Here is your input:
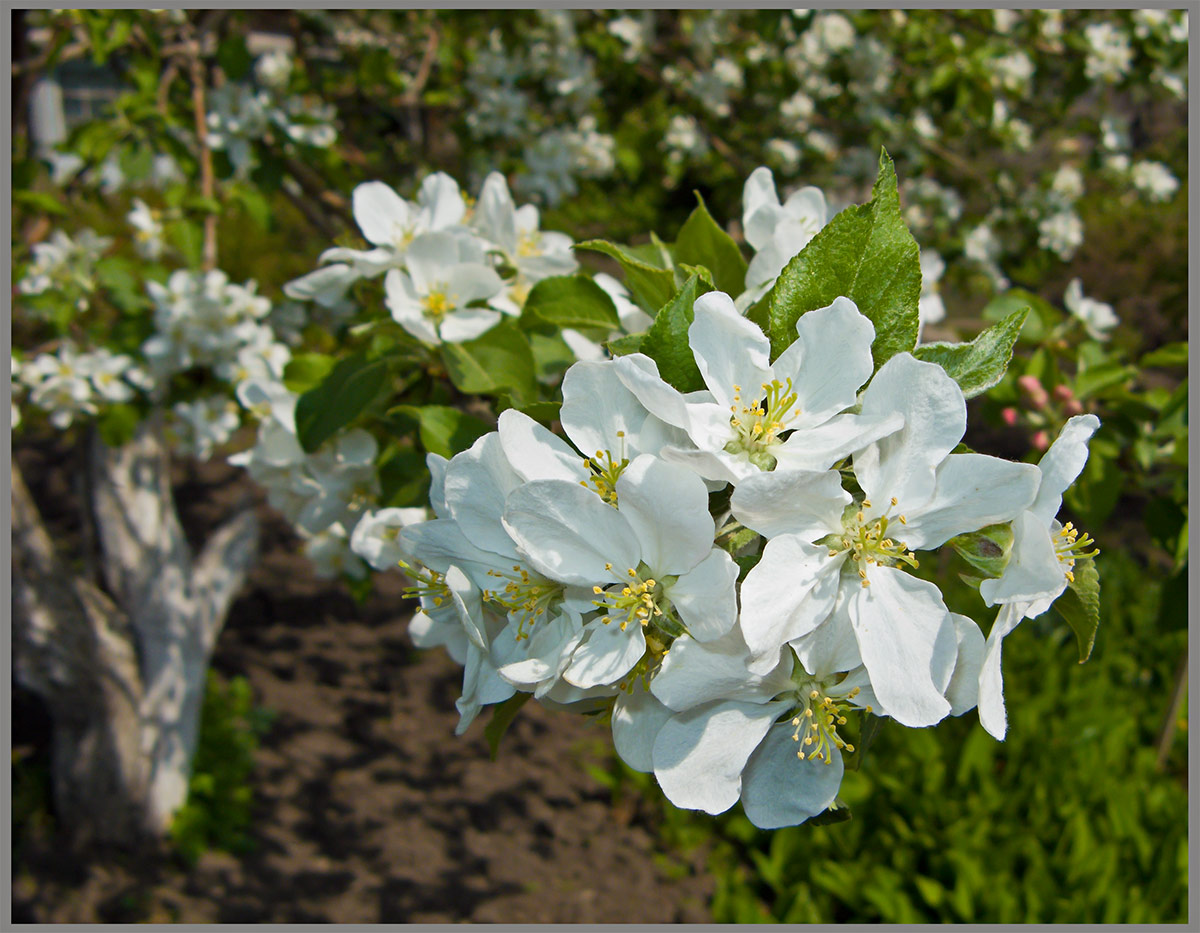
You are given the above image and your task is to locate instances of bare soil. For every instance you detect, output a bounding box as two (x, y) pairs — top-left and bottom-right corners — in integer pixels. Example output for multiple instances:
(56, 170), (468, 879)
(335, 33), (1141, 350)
(11, 436), (715, 923)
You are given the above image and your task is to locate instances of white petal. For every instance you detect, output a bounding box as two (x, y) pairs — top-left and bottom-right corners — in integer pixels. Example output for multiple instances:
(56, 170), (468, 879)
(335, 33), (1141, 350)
(770, 296), (875, 426)
(404, 231), (458, 293)
(446, 262), (503, 305)
(742, 167), (781, 250)
(945, 613), (986, 716)
(855, 353), (967, 509)
(438, 308), (500, 343)
(502, 479), (639, 585)
(418, 171), (467, 230)
(615, 455), (712, 575)
(563, 617), (646, 688)
(658, 445), (749, 486)
(790, 585), (863, 676)
(561, 359), (689, 459)
(474, 172), (516, 252)
(771, 412), (905, 473)
(738, 536), (843, 664)
(446, 565), (488, 651)
(667, 548), (740, 642)
(730, 468), (849, 540)
(688, 291), (772, 411)
(650, 631), (793, 712)
(353, 181), (411, 246)
(979, 510), (1067, 608)
(497, 408), (585, 483)
(900, 453), (1041, 551)
(1030, 414), (1101, 525)
(978, 602), (1025, 740)
(612, 684), (675, 772)
(740, 725), (844, 829)
(443, 433), (523, 558)
(652, 700), (789, 814)
(426, 452), (450, 518)
(283, 264), (361, 308)
(385, 269), (437, 344)
(848, 566), (952, 727)
(611, 353), (693, 430)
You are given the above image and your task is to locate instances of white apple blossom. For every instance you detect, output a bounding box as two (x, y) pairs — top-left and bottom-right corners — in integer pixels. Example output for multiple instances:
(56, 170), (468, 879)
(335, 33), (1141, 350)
(383, 231), (505, 344)
(1037, 210), (1084, 260)
(1084, 22), (1133, 83)
(1063, 279), (1118, 340)
(170, 396), (241, 461)
(738, 167), (828, 309)
(611, 292), (902, 484)
(730, 353), (1040, 726)
(978, 415), (1100, 739)
(1130, 160), (1180, 202)
(127, 198), (165, 260)
(349, 506), (432, 571)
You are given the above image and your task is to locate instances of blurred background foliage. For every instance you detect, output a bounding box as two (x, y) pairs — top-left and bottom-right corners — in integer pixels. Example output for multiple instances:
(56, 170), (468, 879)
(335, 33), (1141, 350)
(11, 7), (1187, 921)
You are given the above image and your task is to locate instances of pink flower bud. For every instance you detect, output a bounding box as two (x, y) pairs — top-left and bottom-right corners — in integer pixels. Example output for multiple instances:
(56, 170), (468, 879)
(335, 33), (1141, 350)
(1017, 375), (1050, 409)
(1001, 407), (1019, 426)
(1052, 384), (1075, 402)
(1032, 430), (1050, 451)
(1064, 399), (1083, 416)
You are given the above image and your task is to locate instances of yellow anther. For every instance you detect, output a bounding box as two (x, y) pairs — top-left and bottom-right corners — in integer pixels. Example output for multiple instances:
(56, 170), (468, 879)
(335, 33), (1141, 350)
(862, 499), (872, 508)
(592, 585), (603, 594)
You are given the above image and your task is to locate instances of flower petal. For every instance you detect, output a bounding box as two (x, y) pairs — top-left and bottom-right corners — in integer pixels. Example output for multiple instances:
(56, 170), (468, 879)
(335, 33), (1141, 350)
(945, 613), (986, 716)
(652, 700), (789, 814)
(1030, 414), (1101, 525)
(738, 535), (843, 665)
(978, 602), (1026, 740)
(730, 468), (849, 540)
(688, 291), (773, 411)
(650, 631), (793, 712)
(612, 683), (675, 772)
(438, 308), (501, 343)
(855, 353), (967, 509)
(561, 359), (689, 460)
(502, 479), (639, 585)
(443, 433), (523, 558)
(615, 455), (713, 575)
(979, 510), (1067, 608)
(771, 412), (904, 473)
(900, 453), (1041, 551)
(848, 566), (952, 727)
(668, 548), (740, 642)
(562, 617), (646, 688)
(770, 296), (875, 427)
(353, 181), (411, 246)
(612, 353), (693, 430)
(740, 724), (844, 829)
(497, 408), (585, 483)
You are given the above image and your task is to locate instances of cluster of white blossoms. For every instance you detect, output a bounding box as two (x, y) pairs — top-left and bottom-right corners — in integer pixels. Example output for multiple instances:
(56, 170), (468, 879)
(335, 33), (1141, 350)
(206, 52), (337, 177)
(14, 343), (151, 429)
(17, 229), (112, 312)
(284, 170), (578, 345)
(395, 287), (1100, 827)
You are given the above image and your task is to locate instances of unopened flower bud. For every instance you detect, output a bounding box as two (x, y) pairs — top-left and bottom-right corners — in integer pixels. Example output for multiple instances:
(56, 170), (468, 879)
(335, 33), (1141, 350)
(1001, 406), (1019, 426)
(1052, 384), (1076, 402)
(1032, 429), (1050, 451)
(1017, 375), (1050, 409)
(1064, 399), (1084, 416)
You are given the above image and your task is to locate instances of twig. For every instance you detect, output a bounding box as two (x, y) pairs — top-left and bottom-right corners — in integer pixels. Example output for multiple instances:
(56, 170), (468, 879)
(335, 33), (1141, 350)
(402, 22), (440, 107)
(1154, 649), (1188, 772)
(187, 44), (218, 271)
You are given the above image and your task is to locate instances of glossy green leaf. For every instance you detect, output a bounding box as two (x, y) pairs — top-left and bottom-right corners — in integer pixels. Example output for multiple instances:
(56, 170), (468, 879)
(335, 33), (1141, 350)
(673, 192), (747, 296)
(767, 150), (921, 368)
(440, 321), (536, 404)
(639, 272), (713, 393)
(1054, 557), (1100, 662)
(914, 308), (1029, 399)
(521, 274), (620, 331)
(295, 351), (389, 453)
(575, 238), (677, 314)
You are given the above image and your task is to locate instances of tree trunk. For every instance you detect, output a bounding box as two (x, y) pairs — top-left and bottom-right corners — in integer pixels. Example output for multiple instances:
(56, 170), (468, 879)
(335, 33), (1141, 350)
(11, 419), (260, 844)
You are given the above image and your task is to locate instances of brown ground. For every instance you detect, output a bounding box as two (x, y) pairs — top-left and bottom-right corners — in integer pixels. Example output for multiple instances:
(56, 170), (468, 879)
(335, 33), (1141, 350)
(11, 436), (715, 923)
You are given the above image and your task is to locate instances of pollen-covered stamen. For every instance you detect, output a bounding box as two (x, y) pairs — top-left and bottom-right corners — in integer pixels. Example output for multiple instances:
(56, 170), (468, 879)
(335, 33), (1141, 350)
(788, 681), (868, 765)
(723, 380), (802, 468)
(516, 230), (544, 258)
(483, 563), (566, 640)
(592, 565), (676, 634)
(827, 497), (919, 587)
(398, 559), (449, 608)
(577, 430), (630, 506)
(422, 285), (457, 321)
(1053, 521), (1098, 583)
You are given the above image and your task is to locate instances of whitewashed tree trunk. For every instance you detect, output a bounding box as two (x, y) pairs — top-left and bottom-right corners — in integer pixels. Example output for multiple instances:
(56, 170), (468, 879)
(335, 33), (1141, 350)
(11, 417), (259, 844)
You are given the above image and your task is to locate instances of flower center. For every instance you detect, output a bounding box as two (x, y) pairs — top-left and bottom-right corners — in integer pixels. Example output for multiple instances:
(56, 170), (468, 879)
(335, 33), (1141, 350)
(723, 379), (801, 471)
(786, 674), (871, 765)
(592, 562), (682, 637)
(577, 431), (630, 506)
(423, 287), (454, 320)
(1053, 521), (1098, 583)
(398, 559), (449, 609)
(516, 231), (543, 257)
(483, 563), (566, 640)
(828, 497), (919, 588)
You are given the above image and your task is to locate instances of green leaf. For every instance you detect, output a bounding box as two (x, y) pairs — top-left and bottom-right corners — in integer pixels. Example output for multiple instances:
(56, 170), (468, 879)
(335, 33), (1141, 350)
(521, 275), (620, 331)
(403, 404), (492, 458)
(529, 331), (578, 382)
(983, 288), (1062, 343)
(766, 150), (921, 368)
(1054, 557), (1100, 662)
(294, 352), (389, 453)
(575, 239), (677, 315)
(282, 353), (335, 394)
(673, 192), (748, 296)
(1139, 342), (1188, 369)
(484, 692), (532, 760)
(948, 522), (1015, 578)
(440, 321), (536, 404)
(638, 273), (713, 393)
(378, 444), (430, 508)
(914, 309), (1029, 399)
(605, 332), (646, 357)
(167, 219), (203, 268)
(231, 186), (272, 232)
(13, 190), (68, 216)
(216, 35), (253, 81)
